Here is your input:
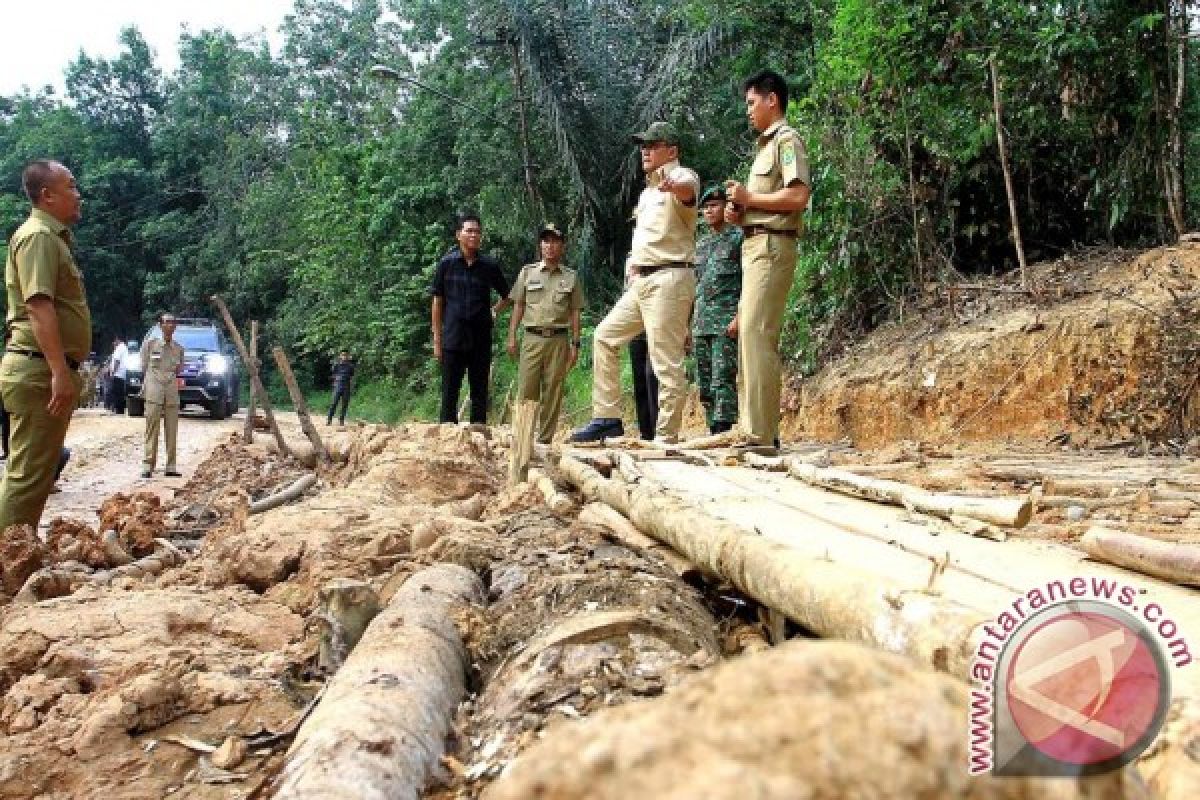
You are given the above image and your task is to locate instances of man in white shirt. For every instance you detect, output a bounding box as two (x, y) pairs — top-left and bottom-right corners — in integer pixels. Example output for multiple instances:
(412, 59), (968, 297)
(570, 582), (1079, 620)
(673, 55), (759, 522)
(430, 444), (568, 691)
(107, 337), (128, 414)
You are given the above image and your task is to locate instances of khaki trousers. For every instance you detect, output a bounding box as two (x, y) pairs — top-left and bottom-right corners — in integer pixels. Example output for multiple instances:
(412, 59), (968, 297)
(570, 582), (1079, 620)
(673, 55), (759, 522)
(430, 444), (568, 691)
(737, 233), (798, 445)
(593, 267), (695, 437)
(0, 377), (78, 531)
(517, 333), (571, 444)
(143, 402), (179, 471)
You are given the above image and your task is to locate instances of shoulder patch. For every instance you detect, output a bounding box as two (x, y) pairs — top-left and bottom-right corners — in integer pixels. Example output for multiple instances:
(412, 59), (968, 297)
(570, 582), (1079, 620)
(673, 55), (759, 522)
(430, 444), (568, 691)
(781, 140), (796, 167)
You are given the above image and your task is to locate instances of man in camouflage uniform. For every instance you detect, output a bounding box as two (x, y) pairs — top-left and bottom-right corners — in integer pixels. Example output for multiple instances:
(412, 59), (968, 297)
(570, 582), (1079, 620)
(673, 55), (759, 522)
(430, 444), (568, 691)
(140, 313), (185, 478)
(693, 185), (743, 434)
(507, 223), (584, 444)
(725, 69), (811, 451)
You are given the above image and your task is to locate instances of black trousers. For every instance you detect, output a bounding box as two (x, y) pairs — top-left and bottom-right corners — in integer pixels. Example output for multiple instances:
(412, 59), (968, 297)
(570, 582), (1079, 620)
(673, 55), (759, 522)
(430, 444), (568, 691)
(327, 383), (352, 423)
(0, 400), (8, 457)
(629, 334), (659, 440)
(440, 347), (491, 424)
(111, 376), (126, 413)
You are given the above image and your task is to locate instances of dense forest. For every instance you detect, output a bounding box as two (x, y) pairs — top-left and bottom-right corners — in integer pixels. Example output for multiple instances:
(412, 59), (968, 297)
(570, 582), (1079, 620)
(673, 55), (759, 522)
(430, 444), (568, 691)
(1, 0), (1195, 401)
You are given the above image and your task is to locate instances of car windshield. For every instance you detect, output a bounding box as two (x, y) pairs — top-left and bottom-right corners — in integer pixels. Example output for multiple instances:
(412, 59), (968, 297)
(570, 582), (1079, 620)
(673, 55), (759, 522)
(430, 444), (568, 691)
(174, 328), (220, 352)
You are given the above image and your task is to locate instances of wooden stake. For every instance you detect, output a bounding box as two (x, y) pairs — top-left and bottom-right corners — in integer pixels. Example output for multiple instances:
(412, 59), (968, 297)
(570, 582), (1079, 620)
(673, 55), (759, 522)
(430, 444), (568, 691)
(509, 399), (538, 486)
(244, 320), (258, 443)
(272, 346), (331, 464)
(989, 55), (1030, 291)
(210, 295), (289, 456)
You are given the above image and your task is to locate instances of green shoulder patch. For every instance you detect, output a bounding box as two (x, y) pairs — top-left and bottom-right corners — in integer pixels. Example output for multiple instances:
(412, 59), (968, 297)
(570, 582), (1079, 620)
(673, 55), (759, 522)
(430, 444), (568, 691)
(780, 140), (796, 167)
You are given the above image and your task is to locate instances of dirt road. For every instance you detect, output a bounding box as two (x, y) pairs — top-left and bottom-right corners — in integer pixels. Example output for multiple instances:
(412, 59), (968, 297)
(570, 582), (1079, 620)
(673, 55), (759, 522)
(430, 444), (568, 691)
(38, 407), (244, 527)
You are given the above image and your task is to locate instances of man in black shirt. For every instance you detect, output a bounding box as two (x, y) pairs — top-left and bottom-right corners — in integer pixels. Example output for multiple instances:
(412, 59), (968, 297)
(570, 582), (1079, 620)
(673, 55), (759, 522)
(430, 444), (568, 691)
(326, 350), (356, 426)
(430, 214), (511, 424)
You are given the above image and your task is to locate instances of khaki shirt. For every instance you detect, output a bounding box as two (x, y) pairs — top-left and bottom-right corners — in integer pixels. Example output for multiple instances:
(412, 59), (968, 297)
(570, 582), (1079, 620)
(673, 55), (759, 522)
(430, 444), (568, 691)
(743, 120), (811, 233)
(510, 261), (584, 329)
(629, 160), (699, 267)
(4, 208), (92, 362)
(141, 337), (184, 406)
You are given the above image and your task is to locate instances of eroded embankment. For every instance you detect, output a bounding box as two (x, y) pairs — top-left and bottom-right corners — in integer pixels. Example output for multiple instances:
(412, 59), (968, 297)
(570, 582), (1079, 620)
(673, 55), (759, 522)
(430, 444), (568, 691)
(784, 245), (1200, 449)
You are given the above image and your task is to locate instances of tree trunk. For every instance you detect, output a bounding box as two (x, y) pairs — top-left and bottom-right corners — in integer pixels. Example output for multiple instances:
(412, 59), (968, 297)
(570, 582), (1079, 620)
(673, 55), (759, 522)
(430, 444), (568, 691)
(557, 456), (987, 678)
(786, 460), (1031, 528)
(273, 564), (484, 799)
(989, 55), (1030, 289)
(245, 320), (258, 444)
(1081, 527), (1200, 587)
(272, 346), (331, 464)
(210, 295), (289, 456)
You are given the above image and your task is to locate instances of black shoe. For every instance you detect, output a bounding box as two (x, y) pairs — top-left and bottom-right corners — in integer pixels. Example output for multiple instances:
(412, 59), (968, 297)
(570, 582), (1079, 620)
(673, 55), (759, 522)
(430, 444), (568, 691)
(164, 470), (182, 477)
(569, 418), (624, 443)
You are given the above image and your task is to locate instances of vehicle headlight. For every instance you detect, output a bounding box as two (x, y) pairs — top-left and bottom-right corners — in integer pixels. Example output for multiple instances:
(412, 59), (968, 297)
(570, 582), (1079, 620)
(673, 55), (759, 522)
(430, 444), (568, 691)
(205, 354), (229, 374)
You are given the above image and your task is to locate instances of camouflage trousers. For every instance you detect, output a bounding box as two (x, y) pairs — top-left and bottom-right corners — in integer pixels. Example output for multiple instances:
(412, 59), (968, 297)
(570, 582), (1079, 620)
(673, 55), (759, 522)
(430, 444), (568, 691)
(694, 333), (738, 431)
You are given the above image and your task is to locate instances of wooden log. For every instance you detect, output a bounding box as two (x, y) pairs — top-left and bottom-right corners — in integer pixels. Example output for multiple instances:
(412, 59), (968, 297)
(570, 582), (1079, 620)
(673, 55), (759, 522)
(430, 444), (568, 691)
(1081, 527), (1200, 587)
(244, 320), (258, 444)
(274, 564), (484, 799)
(315, 579), (382, 672)
(273, 346), (331, 464)
(578, 502), (698, 580)
(509, 400), (538, 486)
(249, 473), (318, 515)
(1038, 494), (1140, 510)
(558, 456), (987, 677)
(786, 460), (1031, 528)
(528, 467), (574, 515)
(210, 295), (289, 456)
(743, 452), (787, 471)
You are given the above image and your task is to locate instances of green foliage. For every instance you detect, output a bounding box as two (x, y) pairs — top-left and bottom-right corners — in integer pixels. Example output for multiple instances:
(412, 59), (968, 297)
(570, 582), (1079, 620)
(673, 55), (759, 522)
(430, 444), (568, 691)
(2, 0), (1195, 400)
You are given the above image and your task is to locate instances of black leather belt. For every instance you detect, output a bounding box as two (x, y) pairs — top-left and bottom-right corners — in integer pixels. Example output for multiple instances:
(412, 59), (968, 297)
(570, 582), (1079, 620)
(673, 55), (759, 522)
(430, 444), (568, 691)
(524, 326), (568, 337)
(635, 262), (694, 275)
(5, 348), (80, 370)
(742, 225), (798, 238)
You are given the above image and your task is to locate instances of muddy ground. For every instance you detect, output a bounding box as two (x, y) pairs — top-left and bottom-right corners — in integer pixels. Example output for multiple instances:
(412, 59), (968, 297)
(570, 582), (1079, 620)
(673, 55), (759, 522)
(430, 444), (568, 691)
(1, 244), (1198, 799)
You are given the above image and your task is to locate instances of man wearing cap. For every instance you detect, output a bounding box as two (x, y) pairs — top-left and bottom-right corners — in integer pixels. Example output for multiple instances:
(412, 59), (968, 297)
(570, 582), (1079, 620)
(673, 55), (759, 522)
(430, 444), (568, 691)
(0, 159), (90, 531)
(140, 313), (184, 478)
(571, 121), (699, 444)
(725, 69), (811, 451)
(693, 184), (743, 435)
(506, 223), (584, 444)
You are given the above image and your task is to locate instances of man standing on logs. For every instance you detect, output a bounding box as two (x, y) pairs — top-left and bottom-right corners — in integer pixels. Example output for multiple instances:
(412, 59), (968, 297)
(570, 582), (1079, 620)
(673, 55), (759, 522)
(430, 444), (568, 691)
(140, 313), (184, 478)
(0, 160), (90, 531)
(693, 184), (743, 435)
(431, 214), (511, 425)
(724, 70), (811, 453)
(571, 122), (699, 444)
(326, 350), (355, 426)
(506, 223), (584, 444)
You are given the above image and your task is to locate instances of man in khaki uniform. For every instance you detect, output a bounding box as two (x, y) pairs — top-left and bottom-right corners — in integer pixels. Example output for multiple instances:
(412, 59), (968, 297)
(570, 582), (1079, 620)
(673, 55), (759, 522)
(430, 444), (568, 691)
(140, 313), (184, 478)
(571, 121), (699, 443)
(0, 160), (90, 531)
(506, 223), (584, 444)
(725, 70), (811, 450)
